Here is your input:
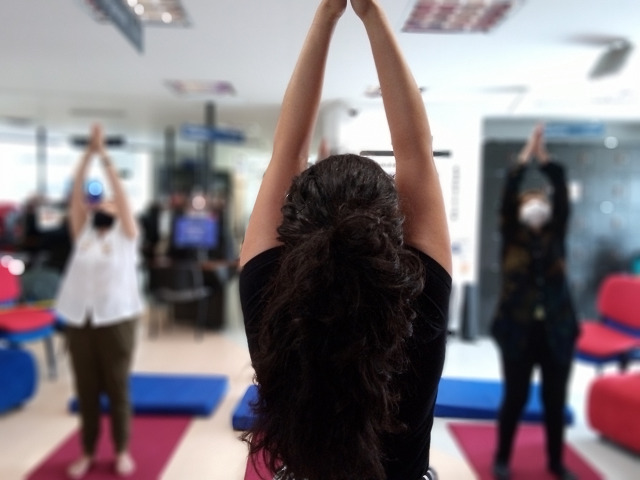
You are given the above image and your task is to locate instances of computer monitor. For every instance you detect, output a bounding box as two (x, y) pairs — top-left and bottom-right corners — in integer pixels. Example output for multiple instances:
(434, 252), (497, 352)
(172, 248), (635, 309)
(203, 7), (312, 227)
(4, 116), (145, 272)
(173, 216), (219, 250)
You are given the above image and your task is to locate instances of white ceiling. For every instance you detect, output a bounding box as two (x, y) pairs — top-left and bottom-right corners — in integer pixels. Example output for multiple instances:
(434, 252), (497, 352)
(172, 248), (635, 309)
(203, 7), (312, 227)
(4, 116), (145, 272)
(1, 0), (639, 140)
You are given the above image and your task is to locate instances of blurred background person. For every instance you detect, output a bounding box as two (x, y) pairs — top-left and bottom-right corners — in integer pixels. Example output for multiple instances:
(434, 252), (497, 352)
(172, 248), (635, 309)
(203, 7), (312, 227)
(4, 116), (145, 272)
(139, 199), (162, 266)
(166, 192), (190, 261)
(491, 125), (579, 480)
(55, 124), (143, 479)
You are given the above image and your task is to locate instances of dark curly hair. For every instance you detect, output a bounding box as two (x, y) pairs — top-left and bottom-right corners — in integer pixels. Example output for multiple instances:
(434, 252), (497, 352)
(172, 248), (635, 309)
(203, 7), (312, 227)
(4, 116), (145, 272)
(242, 154), (426, 480)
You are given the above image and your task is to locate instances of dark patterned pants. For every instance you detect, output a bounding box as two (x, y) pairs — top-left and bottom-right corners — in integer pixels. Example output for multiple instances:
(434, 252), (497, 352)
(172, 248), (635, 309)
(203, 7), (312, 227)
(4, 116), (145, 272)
(496, 321), (572, 470)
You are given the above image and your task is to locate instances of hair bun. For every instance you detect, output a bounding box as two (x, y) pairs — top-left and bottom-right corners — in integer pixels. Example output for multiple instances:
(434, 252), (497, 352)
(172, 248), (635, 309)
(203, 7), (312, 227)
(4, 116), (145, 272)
(330, 212), (389, 259)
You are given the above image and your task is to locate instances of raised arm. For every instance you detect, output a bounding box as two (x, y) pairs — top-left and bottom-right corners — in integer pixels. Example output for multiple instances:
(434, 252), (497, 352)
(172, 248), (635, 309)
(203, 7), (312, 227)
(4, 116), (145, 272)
(239, 0), (346, 267)
(500, 164), (526, 238)
(500, 125), (540, 238)
(352, 0), (451, 273)
(528, 124), (569, 233)
(92, 125), (138, 240)
(540, 161), (569, 232)
(69, 151), (92, 242)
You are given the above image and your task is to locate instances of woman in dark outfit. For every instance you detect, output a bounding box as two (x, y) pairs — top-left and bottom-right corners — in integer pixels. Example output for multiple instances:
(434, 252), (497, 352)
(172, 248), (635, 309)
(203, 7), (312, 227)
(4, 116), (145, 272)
(239, 1), (452, 479)
(492, 126), (579, 480)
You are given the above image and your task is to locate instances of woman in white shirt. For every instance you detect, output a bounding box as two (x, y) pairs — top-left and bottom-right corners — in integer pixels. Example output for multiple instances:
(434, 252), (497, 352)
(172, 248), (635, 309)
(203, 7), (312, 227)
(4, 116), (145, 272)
(56, 124), (143, 479)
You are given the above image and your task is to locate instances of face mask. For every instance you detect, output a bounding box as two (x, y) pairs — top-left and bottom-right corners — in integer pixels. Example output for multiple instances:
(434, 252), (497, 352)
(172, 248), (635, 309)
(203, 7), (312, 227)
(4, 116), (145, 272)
(93, 211), (115, 229)
(519, 199), (551, 229)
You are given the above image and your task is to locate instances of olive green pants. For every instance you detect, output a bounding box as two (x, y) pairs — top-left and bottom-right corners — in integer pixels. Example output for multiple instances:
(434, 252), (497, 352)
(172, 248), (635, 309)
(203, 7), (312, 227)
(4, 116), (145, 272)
(67, 319), (136, 456)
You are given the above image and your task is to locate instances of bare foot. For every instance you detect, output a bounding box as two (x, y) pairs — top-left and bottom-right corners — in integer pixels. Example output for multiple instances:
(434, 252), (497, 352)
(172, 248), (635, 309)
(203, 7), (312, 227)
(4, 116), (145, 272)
(67, 455), (93, 479)
(115, 451), (136, 477)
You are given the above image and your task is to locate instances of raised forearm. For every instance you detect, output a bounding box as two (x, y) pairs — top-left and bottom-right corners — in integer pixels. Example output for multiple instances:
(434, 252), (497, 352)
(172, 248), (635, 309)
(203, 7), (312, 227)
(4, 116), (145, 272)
(72, 153), (91, 206)
(500, 164), (526, 228)
(540, 161), (569, 223)
(271, 5), (340, 167)
(360, 3), (432, 158)
(239, 1), (344, 266)
(100, 151), (137, 238)
(540, 161), (566, 189)
(355, 0), (450, 272)
(69, 152), (92, 239)
(505, 164), (526, 195)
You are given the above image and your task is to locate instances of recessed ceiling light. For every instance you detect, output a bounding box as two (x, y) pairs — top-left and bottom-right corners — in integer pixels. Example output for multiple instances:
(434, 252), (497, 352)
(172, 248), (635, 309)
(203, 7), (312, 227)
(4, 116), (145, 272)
(192, 195), (206, 211)
(364, 86), (382, 98)
(8, 259), (25, 276)
(1, 116), (34, 127)
(605, 137), (619, 149)
(1, 255), (12, 268)
(364, 85), (427, 98)
(166, 80), (237, 97)
(69, 108), (127, 119)
(402, 0), (522, 34)
(80, 0), (191, 28)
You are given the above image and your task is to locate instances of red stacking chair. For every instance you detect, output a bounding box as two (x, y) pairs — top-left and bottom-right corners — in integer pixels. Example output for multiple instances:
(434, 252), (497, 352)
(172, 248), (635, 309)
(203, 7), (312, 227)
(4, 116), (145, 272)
(0, 263), (58, 379)
(576, 274), (640, 371)
(588, 373), (640, 454)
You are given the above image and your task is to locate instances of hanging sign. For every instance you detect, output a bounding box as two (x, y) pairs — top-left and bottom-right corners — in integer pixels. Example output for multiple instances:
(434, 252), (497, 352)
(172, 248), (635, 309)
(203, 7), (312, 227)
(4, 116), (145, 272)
(94, 0), (144, 53)
(181, 124), (246, 144)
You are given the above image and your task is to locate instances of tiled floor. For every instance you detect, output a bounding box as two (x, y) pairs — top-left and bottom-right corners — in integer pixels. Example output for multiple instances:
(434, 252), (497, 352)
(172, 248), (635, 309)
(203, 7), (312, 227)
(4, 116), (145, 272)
(1, 284), (639, 479)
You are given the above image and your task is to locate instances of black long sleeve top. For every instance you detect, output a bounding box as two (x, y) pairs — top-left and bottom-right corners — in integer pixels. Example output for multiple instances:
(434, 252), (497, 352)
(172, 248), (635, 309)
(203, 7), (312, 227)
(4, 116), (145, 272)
(491, 161), (579, 365)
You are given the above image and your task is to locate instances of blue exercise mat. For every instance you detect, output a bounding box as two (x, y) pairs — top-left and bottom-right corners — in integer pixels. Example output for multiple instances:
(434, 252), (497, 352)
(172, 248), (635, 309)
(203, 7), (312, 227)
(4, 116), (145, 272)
(232, 378), (574, 431)
(435, 378), (574, 425)
(69, 373), (229, 417)
(233, 385), (258, 431)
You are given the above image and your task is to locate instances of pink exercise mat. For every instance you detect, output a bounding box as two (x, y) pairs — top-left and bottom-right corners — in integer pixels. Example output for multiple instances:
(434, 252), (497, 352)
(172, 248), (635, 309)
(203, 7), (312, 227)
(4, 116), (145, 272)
(244, 449), (279, 480)
(448, 422), (604, 480)
(26, 416), (191, 479)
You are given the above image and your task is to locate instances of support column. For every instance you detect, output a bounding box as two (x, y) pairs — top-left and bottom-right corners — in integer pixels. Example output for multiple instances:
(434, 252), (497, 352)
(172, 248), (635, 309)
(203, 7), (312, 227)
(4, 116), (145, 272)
(164, 126), (176, 195)
(36, 126), (47, 196)
(203, 102), (216, 194)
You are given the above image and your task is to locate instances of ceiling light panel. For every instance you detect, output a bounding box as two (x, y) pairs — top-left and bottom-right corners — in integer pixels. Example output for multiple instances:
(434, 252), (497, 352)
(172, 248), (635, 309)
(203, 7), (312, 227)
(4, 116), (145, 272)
(364, 86), (427, 98)
(82, 0), (190, 27)
(402, 0), (521, 34)
(166, 80), (237, 97)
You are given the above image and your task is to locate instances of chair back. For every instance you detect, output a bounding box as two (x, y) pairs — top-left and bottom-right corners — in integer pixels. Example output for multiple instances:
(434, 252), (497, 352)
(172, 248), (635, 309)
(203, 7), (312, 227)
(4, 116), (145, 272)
(598, 274), (640, 335)
(148, 262), (203, 297)
(20, 267), (61, 302)
(168, 262), (204, 291)
(148, 265), (173, 295)
(0, 265), (20, 305)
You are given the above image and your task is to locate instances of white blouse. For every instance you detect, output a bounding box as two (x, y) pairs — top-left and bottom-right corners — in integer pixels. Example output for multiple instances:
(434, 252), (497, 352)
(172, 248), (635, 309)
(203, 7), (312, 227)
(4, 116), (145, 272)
(55, 218), (144, 327)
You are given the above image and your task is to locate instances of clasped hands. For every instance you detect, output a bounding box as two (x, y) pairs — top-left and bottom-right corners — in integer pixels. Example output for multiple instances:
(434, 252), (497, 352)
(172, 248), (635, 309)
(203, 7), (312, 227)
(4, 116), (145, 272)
(82, 123), (110, 166)
(518, 124), (550, 166)
(322, 0), (378, 20)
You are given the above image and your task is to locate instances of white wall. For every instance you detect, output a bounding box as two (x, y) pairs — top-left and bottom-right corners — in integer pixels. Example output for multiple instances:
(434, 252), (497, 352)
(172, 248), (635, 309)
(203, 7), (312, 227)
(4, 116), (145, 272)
(215, 143), (272, 239)
(0, 143), (37, 203)
(321, 102), (483, 285)
(0, 135), (152, 213)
